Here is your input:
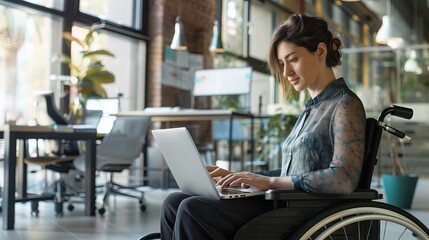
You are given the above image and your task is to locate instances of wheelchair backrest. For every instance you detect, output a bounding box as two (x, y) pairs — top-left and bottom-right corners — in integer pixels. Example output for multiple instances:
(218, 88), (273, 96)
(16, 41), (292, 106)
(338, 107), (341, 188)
(357, 118), (383, 189)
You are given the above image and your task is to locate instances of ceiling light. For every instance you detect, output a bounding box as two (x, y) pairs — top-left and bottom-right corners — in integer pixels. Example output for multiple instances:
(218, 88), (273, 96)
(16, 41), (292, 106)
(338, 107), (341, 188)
(209, 20), (224, 53)
(170, 16), (187, 51)
(375, 0), (404, 47)
(376, 15), (404, 46)
(404, 50), (423, 74)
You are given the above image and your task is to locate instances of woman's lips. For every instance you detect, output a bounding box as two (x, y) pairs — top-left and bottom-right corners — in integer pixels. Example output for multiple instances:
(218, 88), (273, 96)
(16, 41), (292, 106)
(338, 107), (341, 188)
(289, 77), (299, 85)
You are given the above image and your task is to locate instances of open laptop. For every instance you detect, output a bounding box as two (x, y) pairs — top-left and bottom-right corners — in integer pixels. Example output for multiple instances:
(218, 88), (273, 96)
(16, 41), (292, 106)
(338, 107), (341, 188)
(152, 127), (266, 199)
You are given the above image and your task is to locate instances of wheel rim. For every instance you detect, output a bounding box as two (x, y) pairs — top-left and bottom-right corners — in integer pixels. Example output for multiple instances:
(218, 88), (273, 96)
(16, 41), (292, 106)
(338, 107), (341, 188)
(299, 206), (429, 240)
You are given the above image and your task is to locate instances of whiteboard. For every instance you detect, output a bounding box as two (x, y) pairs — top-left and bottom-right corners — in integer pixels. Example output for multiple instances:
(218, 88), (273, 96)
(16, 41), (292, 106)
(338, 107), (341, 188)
(193, 67), (252, 96)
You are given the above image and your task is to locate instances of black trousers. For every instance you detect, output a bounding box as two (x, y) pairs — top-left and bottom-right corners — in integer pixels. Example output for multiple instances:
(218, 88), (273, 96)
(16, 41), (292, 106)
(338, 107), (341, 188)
(160, 192), (273, 240)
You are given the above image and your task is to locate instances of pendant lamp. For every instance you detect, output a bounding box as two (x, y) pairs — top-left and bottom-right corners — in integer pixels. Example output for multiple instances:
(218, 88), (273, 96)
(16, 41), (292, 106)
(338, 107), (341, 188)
(404, 50), (423, 74)
(404, 0), (424, 75)
(375, 0), (404, 47)
(376, 16), (404, 46)
(209, 20), (224, 53)
(170, 16), (187, 51)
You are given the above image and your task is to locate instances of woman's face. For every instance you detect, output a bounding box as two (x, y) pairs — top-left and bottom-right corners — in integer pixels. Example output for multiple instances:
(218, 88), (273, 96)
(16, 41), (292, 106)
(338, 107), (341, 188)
(276, 41), (322, 93)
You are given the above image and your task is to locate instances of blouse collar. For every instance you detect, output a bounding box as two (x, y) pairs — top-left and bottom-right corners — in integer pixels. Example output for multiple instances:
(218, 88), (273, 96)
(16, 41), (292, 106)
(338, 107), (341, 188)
(305, 78), (346, 109)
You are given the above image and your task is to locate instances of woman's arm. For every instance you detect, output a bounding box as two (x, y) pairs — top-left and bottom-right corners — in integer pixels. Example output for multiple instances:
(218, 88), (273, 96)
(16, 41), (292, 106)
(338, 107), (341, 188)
(295, 96), (366, 194)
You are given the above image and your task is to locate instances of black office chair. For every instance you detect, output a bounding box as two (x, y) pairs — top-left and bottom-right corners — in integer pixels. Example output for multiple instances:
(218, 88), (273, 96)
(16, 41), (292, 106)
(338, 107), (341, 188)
(25, 93), (102, 216)
(138, 105), (429, 240)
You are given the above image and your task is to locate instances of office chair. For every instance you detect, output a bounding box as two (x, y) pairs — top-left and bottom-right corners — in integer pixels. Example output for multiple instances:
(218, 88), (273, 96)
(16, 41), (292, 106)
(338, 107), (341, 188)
(24, 93), (102, 216)
(73, 115), (151, 215)
(139, 105), (429, 239)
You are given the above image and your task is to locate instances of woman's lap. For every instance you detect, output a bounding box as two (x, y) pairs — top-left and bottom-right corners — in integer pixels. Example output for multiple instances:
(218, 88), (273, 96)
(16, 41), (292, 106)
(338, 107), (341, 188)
(161, 192), (273, 240)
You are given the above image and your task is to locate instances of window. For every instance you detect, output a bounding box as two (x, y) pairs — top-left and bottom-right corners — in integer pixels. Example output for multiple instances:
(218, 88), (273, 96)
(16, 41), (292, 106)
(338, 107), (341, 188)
(249, 1), (272, 61)
(0, 1), (147, 125)
(79, 0), (141, 29)
(70, 25), (146, 112)
(223, 0), (245, 56)
(23, 0), (64, 10)
(0, 4), (63, 124)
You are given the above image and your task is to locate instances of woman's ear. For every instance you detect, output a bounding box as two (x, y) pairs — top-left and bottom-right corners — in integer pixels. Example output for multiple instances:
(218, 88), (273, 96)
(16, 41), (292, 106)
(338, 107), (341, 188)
(316, 42), (327, 59)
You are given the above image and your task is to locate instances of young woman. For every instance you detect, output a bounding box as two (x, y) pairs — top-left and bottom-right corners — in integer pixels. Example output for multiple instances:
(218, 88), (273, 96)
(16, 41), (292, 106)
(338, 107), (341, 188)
(159, 13), (366, 240)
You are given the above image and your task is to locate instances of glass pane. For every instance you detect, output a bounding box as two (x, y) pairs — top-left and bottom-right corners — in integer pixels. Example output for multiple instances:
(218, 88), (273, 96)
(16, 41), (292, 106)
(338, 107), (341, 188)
(79, 0), (138, 29)
(0, 4), (62, 124)
(23, 0), (64, 10)
(223, 0), (244, 56)
(71, 26), (146, 112)
(249, 2), (272, 61)
(341, 45), (429, 116)
(401, 48), (429, 103)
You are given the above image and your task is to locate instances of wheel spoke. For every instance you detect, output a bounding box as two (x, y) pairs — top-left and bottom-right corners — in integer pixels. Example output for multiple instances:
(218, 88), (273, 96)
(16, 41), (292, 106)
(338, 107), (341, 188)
(296, 203), (429, 240)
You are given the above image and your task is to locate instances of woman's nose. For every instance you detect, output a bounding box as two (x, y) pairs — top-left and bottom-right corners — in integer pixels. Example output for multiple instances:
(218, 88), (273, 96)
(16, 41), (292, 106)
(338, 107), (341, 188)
(283, 63), (291, 78)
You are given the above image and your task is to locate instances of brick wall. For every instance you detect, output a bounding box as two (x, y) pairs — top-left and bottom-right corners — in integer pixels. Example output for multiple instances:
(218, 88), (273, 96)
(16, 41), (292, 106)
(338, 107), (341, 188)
(147, 0), (215, 108)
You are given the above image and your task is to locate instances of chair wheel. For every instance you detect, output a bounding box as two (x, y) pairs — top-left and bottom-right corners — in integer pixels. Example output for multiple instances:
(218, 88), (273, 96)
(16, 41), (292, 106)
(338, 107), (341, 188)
(31, 201), (39, 217)
(55, 202), (63, 216)
(67, 204), (74, 211)
(98, 207), (106, 215)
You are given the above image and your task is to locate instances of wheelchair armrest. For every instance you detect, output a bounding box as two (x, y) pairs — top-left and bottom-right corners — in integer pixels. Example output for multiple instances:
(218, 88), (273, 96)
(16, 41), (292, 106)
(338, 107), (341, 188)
(265, 189), (381, 201)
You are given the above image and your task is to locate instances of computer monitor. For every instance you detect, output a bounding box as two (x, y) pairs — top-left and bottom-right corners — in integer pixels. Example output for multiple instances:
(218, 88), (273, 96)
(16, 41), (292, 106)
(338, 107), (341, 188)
(86, 98), (119, 133)
(193, 67), (252, 96)
(192, 67), (252, 112)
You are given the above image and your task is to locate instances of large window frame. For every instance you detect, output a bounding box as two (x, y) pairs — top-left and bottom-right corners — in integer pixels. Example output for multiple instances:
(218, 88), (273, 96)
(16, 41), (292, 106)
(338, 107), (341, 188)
(0, 0), (149, 124)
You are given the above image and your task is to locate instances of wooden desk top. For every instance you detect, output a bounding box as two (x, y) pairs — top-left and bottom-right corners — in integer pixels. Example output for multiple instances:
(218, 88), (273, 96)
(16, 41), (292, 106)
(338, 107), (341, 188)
(114, 108), (254, 121)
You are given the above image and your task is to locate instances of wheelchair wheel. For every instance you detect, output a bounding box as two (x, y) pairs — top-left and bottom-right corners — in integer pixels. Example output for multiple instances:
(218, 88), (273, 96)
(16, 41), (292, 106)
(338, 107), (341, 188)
(293, 201), (429, 240)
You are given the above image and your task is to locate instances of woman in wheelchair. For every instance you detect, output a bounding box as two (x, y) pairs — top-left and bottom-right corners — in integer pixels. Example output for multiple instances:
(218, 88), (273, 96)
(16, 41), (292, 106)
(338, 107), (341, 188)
(158, 14), (367, 240)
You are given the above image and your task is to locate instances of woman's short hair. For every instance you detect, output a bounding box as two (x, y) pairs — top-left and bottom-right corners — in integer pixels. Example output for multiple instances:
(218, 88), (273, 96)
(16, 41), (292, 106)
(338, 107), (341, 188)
(268, 14), (342, 99)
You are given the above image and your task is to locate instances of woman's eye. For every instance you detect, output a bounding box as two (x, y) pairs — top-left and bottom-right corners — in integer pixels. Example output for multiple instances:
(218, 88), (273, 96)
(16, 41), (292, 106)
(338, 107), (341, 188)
(289, 58), (297, 63)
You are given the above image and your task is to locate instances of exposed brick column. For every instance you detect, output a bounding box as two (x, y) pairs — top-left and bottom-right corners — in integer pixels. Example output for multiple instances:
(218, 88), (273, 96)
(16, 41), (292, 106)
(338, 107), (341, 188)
(146, 0), (215, 108)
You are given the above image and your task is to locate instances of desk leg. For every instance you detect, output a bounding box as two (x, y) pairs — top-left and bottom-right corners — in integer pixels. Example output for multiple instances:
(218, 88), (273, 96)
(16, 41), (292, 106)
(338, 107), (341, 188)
(84, 139), (96, 216)
(17, 140), (27, 198)
(3, 132), (16, 230)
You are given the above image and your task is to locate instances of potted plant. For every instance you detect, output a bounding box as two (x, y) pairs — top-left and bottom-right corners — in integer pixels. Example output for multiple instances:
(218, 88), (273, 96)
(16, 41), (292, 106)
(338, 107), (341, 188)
(382, 124), (418, 209)
(60, 29), (115, 122)
(257, 113), (298, 170)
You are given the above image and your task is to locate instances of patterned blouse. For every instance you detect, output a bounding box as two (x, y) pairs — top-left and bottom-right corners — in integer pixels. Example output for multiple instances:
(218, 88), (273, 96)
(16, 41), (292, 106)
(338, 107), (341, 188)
(280, 78), (366, 194)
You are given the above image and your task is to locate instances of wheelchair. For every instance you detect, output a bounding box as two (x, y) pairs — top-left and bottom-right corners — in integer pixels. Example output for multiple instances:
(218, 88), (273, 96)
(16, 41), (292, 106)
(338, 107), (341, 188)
(139, 105), (429, 240)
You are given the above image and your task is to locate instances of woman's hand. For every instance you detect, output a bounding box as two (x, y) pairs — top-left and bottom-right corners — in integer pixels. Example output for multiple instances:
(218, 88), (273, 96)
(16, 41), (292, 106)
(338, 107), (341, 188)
(216, 172), (272, 191)
(206, 165), (231, 183)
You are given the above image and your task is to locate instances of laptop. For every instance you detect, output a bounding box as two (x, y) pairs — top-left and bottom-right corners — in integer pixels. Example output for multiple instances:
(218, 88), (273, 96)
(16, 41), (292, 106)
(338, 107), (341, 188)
(152, 127), (266, 199)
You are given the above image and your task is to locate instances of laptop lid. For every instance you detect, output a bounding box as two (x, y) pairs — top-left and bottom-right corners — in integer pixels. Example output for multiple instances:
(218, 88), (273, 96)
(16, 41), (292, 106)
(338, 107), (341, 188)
(152, 127), (265, 199)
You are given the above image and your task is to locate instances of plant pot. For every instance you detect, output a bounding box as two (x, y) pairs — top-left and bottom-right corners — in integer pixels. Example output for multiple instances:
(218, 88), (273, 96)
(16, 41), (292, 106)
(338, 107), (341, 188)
(382, 174), (418, 209)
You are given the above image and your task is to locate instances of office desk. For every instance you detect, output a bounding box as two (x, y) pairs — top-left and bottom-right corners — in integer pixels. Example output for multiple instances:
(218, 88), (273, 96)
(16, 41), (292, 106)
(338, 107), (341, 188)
(115, 109), (255, 170)
(0, 125), (97, 230)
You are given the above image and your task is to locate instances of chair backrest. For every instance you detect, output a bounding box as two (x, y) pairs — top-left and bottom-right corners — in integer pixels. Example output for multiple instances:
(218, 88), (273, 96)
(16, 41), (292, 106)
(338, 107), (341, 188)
(212, 119), (248, 141)
(97, 116), (151, 165)
(42, 93), (69, 125)
(357, 118), (383, 189)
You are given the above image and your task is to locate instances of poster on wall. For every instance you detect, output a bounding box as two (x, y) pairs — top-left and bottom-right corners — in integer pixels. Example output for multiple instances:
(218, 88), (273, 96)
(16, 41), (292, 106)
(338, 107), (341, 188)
(161, 47), (203, 91)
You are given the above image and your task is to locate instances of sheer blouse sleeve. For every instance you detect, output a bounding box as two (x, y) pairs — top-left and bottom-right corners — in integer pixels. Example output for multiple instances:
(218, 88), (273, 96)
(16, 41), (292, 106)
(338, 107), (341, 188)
(293, 95), (366, 194)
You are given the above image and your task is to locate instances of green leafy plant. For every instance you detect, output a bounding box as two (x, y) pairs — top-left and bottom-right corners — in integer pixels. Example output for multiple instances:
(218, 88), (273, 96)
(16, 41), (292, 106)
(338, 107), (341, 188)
(61, 29), (115, 103)
(257, 114), (298, 169)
